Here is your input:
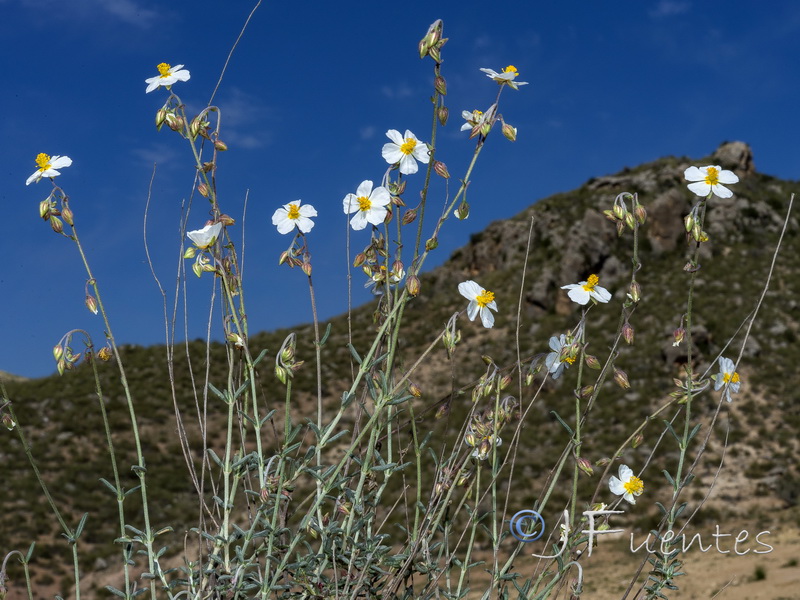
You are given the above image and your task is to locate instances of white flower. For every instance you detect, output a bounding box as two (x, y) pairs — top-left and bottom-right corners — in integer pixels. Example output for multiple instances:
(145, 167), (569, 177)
(272, 200), (317, 234)
(460, 109), (484, 132)
(343, 180), (391, 230)
(381, 129), (430, 175)
(479, 65), (529, 90)
(608, 464), (644, 505)
(187, 222), (223, 249)
(684, 165), (739, 199)
(145, 62), (191, 93)
(545, 334), (574, 379)
(469, 433), (502, 460)
(713, 356), (741, 403)
(561, 274), (612, 305)
(458, 280), (498, 328)
(365, 265), (404, 294)
(26, 153), (72, 185)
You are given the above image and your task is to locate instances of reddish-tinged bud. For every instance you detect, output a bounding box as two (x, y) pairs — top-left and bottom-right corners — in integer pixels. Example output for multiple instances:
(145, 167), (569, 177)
(613, 367), (630, 389)
(85, 294), (98, 315)
(434, 75), (447, 95)
(603, 209), (618, 222)
(632, 433), (644, 449)
(155, 107), (168, 128)
(226, 333), (245, 348)
(433, 160), (450, 179)
(167, 114), (185, 132)
(584, 354), (601, 370)
(352, 253), (366, 267)
(437, 106), (449, 126)
(189, 117), (203, 139)
(435, 403), (449, 419)
(499, 375), (513, 390)
(613, 203), (627, 220)
(218, 214), (236, 226)
(428, 44), (442, 63)
(53, 345), (64, 362)
(409, 382), (422, 397)
(197, 182), (210, 197)
(61, 204), (74, 226)
(301, 261), (312, 276)
(202, 161), (215, 173)
(595, 457), (611, 467)
(2, 413), (15, 430)
(622, 322), (634, 345)
(629, 281), (641, 303)
(673, 326), (686, 347)
(39, 199), (51, 219)
(50, 216), (63, 234)
(634, 203), (647, 225)
(406, 274), (421, 296)
(577, 457), (594, 476)
(624, 212), (636, 230)
(501, 123), (517, 142)
(402, 208), (417, 225)
(579, 385), (594, 399)
(213, 139), (228, 151)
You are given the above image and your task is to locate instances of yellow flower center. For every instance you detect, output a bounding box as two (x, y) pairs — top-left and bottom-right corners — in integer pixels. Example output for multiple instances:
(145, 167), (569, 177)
(565, 356), (576, 365)
(400, 138), (417, 155)
(503, 65), (519, 75)
(723, 371), (740, 384)
(157, 63), (172, 77)
(357, 196), (371, 211)
(476, 289), (495, 308)
(287, 204), (301, 220)
(624, 476), (644, 495)
(704, 166), (720, 186)
(35, 153), (51, 171)
(582, 274), (600, 292)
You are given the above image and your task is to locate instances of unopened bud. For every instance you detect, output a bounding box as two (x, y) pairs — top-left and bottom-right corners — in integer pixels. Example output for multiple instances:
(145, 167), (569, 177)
(455, 201), (470, 220)
(577, 457), (594, 476)
(201, 161), (215, 173)
(406, 274), (421, 296)
(632, 433), (644, 449)
(634, 204), (647, 225)
(167, 114), (185, 132)
(613, 367), (630, 389)
(218, 214), (236, 226)
(197, 182), (210, 197)
(409, 382), (422, 397)
(579, 385), (594, 399)
(39, 199), (51, 220)
(603, 209), (618, 223)
(53, 345), (64, 362)
(622, 322), (634, 345)
(155, 107), (168, 128)
(613, 203), (627, 220)
(402, 208), (417, 225)
(352, 252), (366, 267)
(301, 261), (312, 276)
(672, 326), (686, 347)
(684, 213), (695, 232)
(692, 222), (702, 241)
(434, 75), (447, 95)
(629, 281), (641, 303)
(57, 358), (66, 376)
(192, 261), (203, 278)
(435, 403), (449, 419)
(189, 117), (203, 139)
(499, 375), (513, 390)
(428, 44), (442, 63)
(275, 365), (288, 385)
(85, 294), (98, 315)
(595, 457), (611, 467)
(213, 139), (228, 151)
(501, 123), (517, 142)
(279, 250), (290, 266)
(624, 212), (636, 230)
(227, 332), (245, 348)
(433, 160), (450, 179)
(437, 106), (449, 125)
(425, 237), (438, 251)
(584, 354), (601, 370)
(61, 205), (74, 226)
(50, 216), (63, 234)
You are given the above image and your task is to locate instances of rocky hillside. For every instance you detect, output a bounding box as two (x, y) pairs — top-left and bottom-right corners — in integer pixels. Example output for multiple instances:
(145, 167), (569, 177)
(1, 141), (798, 595)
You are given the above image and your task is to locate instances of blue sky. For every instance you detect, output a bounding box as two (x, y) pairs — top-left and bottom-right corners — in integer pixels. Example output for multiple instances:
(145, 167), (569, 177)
(2, 0), (799, 378)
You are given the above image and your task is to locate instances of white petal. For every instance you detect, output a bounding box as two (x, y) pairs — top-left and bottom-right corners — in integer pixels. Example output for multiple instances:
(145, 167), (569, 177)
(567, 287), (590, 305)
(592, 286), (612, 303)
(466, 301), (479, 321)
(382, 144), (403, 164)
(343, 193), (358, 214)
(297, 216), (315, 233)
(356, 180), (373, 197)
(385, 129), (404, 145)
(369, 186), (391, 207)
(412, 143), (430, 163)
(711, 184), (733, 199)
(683, 166), (705, 182)
(25, 170), (41, 185)
(276, 218), (294, 234)
(717, 170), (739, 184)
(365, 206), (388, 226)
(458, 280), (481, 300)
(480, 307), (495, 328)
(618, 464), (633, 481)
(299, 204), (317, 217)
(609, 476), (624, 496)
(687, 181), (711, 197)
(350, 211), (368, 230)
(50, 156), (72, 169)
(398, 154), (418, 175)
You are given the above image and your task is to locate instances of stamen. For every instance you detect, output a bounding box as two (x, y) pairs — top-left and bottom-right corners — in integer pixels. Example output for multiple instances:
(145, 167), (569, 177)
(624, 476), (644, 495)
(476, 289), (495, 307)
(157, 63), (172, 77)
(35, 153), (51, 170)
(400, 138), (417, 155)
(503, 65), (519, 75)
(357, 196), (371, 211)
(704, 166), (720, 186)
(287, 204), (301, 220)
(582, 274), (599, 292)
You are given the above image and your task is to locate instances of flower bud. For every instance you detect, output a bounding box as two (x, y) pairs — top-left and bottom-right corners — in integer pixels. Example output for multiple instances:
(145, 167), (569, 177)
(622, 322), (634, 345)
(275, 365), (288, 385)
(192, 261), (203, 278)
(684, 213), (695, 232)
(435, 403), (449, 419)
(425, 237), (438, 251)
(613, 203), (627, 220)
(433, 160), (450, 179)
(632, 433), (644, 449)
(434, 75), (447, 95)
(60, 205), (75, 226)
(613, 367), (630, 389)
(577, 457), (594, 477)
(301, 261), (312, 276)
(406, 274), (421, 296)
(352, 252), (366, 267)
(167, 114), (185, 132)
(98, 346), (112, 361)
(57, 358), (66, 376)
(214, 139), (228, 151)
(499, 375), (513, 390)
(584, 354), (601, 370)
(437, 106), (449, 126)
(603, 209), (618, 223)
(402, 208), (417, 225)
(634, 203), (647, 225)
(691, 222), (702, 241)
(629, 281), (641, 303)
(53, 345), (64, 361)
(624, 212), (636, 230)
(578, 385), (594, 399)
(201, 161), (215, 173)
(85, 294), (98, 315)
(155, 107), (168, 129)
(672, 326), (685, 347)
(197, 182), (210, 197)
(189, 117), (203, 139)
(595, 457), (611, 467)
(409, 382), (422, 397)
(428, 44), (442, 63)
(49, 216), (63, 234)
(455, 201), (470, 220)
(39, 199), (51, 220)
(501, 123), (517, 142)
